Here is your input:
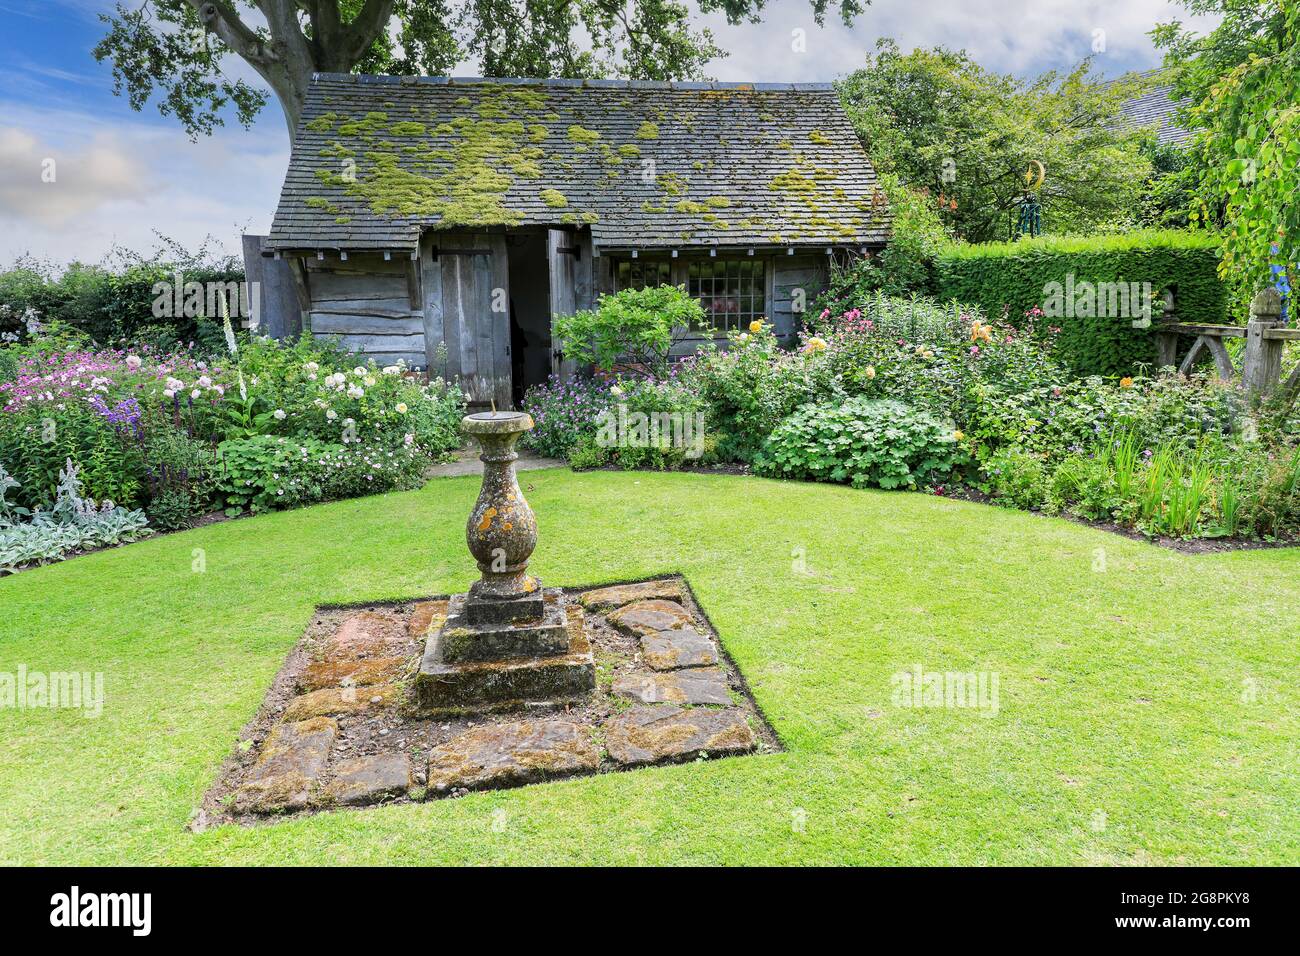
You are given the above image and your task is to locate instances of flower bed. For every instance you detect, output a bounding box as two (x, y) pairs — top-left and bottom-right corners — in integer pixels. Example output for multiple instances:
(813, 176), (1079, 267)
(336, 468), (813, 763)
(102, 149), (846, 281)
(0, 321), (465, 572)
(523, 291), (1300, 543)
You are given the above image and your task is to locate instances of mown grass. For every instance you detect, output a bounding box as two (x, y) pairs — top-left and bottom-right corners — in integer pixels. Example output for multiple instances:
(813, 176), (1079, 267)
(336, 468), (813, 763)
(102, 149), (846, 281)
(1, 469), (1296, 865)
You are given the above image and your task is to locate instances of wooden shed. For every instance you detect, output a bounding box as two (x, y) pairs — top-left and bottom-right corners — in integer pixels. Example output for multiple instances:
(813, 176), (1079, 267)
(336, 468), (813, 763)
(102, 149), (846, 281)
(264, 74), (890, 407)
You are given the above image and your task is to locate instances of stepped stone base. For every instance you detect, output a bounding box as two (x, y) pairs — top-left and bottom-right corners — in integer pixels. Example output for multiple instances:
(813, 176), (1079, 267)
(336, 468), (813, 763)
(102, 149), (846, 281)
(414, 602), (596, 714)
(439, 590), (569, 663)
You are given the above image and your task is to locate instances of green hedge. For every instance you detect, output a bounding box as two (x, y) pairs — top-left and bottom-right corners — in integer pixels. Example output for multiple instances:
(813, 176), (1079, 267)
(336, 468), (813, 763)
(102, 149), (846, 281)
(934, 230), (1226, 377)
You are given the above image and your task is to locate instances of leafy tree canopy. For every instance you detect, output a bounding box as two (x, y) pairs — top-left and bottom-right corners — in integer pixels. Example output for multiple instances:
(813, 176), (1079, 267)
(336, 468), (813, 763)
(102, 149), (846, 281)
(94, 0), (868, 141)
(836, 39), (1153, 243)
(1152, 0), (1298, 293)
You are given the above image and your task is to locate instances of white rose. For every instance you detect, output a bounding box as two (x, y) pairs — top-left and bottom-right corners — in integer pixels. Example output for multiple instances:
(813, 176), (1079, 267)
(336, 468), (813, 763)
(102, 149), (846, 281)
(326, 409), (337, 420)
(353, 366), (367, 376)
(395, 402), (408, 414)
(273, 409), (287, 420)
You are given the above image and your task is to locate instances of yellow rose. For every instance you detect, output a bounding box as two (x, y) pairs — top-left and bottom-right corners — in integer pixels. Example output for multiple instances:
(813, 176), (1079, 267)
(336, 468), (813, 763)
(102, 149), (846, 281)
(804, 336), (827, 353)
(953, 429), (964, 441)
(1120, 376), (1135, 388)
(865, 366), (876, 379)
(749, 319), (765, 333)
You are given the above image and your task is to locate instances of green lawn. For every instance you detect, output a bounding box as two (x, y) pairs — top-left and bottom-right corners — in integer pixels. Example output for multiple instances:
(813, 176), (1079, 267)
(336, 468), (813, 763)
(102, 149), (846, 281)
(2, 469), (1296, 865)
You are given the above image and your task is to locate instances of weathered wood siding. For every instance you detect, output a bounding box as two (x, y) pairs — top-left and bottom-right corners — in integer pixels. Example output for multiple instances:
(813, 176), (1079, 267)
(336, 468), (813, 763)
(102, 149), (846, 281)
(547, 229), (593, 380)
(305, 252), (426, 369)
(421, 232), (512, 408)
(770, 255), (828, 343)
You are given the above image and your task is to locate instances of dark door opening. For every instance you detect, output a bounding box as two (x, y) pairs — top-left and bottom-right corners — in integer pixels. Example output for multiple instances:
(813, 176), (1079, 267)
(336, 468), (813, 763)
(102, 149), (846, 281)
(506, 230), (553, 408)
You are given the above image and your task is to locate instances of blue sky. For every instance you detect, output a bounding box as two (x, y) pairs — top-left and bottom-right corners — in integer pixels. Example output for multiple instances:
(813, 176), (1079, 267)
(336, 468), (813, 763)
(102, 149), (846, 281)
(0, 0), (1213, 266)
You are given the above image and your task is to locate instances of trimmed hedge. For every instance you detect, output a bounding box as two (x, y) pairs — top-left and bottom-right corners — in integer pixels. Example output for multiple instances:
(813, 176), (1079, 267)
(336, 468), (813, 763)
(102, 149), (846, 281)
(934, 231), (1226, 377)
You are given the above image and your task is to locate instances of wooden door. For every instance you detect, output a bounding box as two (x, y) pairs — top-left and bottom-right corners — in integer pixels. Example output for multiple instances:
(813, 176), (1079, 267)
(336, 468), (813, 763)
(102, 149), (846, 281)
(433, 233), (511, 408)
(548, 228), (595, 380)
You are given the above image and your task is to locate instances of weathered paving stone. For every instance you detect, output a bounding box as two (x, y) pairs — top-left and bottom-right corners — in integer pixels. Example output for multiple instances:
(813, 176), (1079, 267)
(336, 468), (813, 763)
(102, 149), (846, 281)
(408, 599), (450, 639)
(425, 719), (599, 793)
(579, 579), (684, 612)
(233, 717), (337, 813)
(320, 610), (408, 662)
(612, 668), (732, 705)
(640, 627), (718, 671)
(299, 656), (406, 693)
(283, 682), (401, 721)
(605, 705), (755, 766)
(323, 754), (411, 806)
(607, 598), (695, 637)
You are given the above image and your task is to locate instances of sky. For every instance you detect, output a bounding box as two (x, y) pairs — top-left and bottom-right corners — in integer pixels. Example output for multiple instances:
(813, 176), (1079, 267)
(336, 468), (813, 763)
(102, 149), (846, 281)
(0, 0), (1215, 268)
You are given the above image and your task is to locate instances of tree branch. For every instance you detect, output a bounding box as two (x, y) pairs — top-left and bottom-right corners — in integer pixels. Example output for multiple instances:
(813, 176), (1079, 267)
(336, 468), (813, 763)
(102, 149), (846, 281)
(340, 0), (395, 66)
(186, 0), (277, 68)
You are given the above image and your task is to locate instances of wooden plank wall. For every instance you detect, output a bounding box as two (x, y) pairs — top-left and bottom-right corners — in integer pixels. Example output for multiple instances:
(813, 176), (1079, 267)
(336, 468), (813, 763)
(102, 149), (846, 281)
(305, 253), (426, 369)
(436, 233), (511, 407)
(770, 255), (827, 342)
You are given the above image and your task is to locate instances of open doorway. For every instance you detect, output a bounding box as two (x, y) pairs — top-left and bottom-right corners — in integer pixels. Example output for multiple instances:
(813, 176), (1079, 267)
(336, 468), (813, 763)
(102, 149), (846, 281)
(506, 230), (553, 408)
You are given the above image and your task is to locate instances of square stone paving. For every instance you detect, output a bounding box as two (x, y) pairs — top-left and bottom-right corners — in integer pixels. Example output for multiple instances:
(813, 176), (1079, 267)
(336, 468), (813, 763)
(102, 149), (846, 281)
(197, 576), (780, 827)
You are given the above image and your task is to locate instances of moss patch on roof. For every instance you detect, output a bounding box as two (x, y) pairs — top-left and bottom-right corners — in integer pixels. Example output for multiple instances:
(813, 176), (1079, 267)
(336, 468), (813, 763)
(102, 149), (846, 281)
(635, 121), (659, 140)
(539, 188), (568, 207)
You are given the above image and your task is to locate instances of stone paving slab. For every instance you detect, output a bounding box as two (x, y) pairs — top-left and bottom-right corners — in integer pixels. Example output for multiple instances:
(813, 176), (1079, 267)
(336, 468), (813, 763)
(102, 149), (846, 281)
(283, 683), (402, 720)
(320, 610), (409, 662)
(426, 719), (600, 794)
(323, 754), (412, 806)
(605, 705), (756, 766)
(640, 627), (718, 670)
(579, 579), (684, 612)
(234, 717), (338, 813)
(299, 656), (406, 693)
(607, 598), (695, 637)
(408, 599), (450, 639)
(612, 668), (732, 705)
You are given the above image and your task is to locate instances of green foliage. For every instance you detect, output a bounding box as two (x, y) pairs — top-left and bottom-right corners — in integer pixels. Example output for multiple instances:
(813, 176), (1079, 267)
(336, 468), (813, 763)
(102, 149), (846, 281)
(837, 39), (1151, 242)
(754, 397), (966, 490)
(1153, 1), (1298, 296)
(817, 174), (951, 298)
(981, 447), (1049, 509)
(554, 285), (704, 374)
(213, 434), (425, 515)
(0, 241), (244, 350)
(0, 403), (145, 510)
(935, 230), (1227, 376)
(692, 325), (842, 464)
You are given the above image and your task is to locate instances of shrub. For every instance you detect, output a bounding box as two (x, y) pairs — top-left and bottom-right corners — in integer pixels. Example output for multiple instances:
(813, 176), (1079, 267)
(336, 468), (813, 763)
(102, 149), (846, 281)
(754, 397), (966, 490)
(593, 375), (711, 470)
(693, 325), (842, 463)
(981, 448), (1049, 509)
(213, 434), (426, 515)
(815, 175), (952, 301)
(934, 230), (1227, 376)
(521, 374), (616, 459)
(553, 285), (705, 374)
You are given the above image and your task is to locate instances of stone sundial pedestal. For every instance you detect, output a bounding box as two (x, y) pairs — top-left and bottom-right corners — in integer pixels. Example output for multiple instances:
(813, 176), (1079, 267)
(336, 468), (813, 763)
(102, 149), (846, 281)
(415, 411), (596, 713)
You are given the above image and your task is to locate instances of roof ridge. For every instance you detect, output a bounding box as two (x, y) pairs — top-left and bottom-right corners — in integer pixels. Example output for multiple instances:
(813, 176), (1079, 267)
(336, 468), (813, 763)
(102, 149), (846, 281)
(309, 72), (835, 92)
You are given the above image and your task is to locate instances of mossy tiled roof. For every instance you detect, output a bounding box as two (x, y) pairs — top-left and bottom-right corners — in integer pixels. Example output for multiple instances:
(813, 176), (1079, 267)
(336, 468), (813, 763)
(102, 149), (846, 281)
(267, 73), (890, 252)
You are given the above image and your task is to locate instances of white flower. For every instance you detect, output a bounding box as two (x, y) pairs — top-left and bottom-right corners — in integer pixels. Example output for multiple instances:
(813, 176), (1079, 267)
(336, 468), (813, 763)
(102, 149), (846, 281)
(403, 433), (415, 447)
(197, 375), (212, 388)
(273, 409), (287, 420)
(326, 409), (337, 420)
(363, 375), (376, 387)
(165, 377), (184, 391)
(382, 365), (400, 376)
(353, 366), (367, 377)
(125, 355), (142, 370)
(162, 389), (175, 399)
(609, 384), (624, 397)
(347, 385), (364, 399)
(304, 361), (319, 372)
(395, 402), (408, 414)
(190, 389), (201, 399)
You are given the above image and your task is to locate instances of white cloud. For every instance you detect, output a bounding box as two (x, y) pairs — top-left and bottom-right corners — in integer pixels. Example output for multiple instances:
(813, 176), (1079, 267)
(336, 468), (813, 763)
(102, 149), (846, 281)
(0, 126), (147, 226)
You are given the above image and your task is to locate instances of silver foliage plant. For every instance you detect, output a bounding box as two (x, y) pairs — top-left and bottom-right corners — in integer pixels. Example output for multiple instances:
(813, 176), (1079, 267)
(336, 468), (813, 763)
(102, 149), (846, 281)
(0, 459), (151, 574)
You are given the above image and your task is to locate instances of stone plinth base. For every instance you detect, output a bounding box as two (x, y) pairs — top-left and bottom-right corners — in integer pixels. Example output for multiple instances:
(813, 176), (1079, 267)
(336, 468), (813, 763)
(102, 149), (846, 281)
(414, 601), (596, 714)
(440, 590), (568, 663)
